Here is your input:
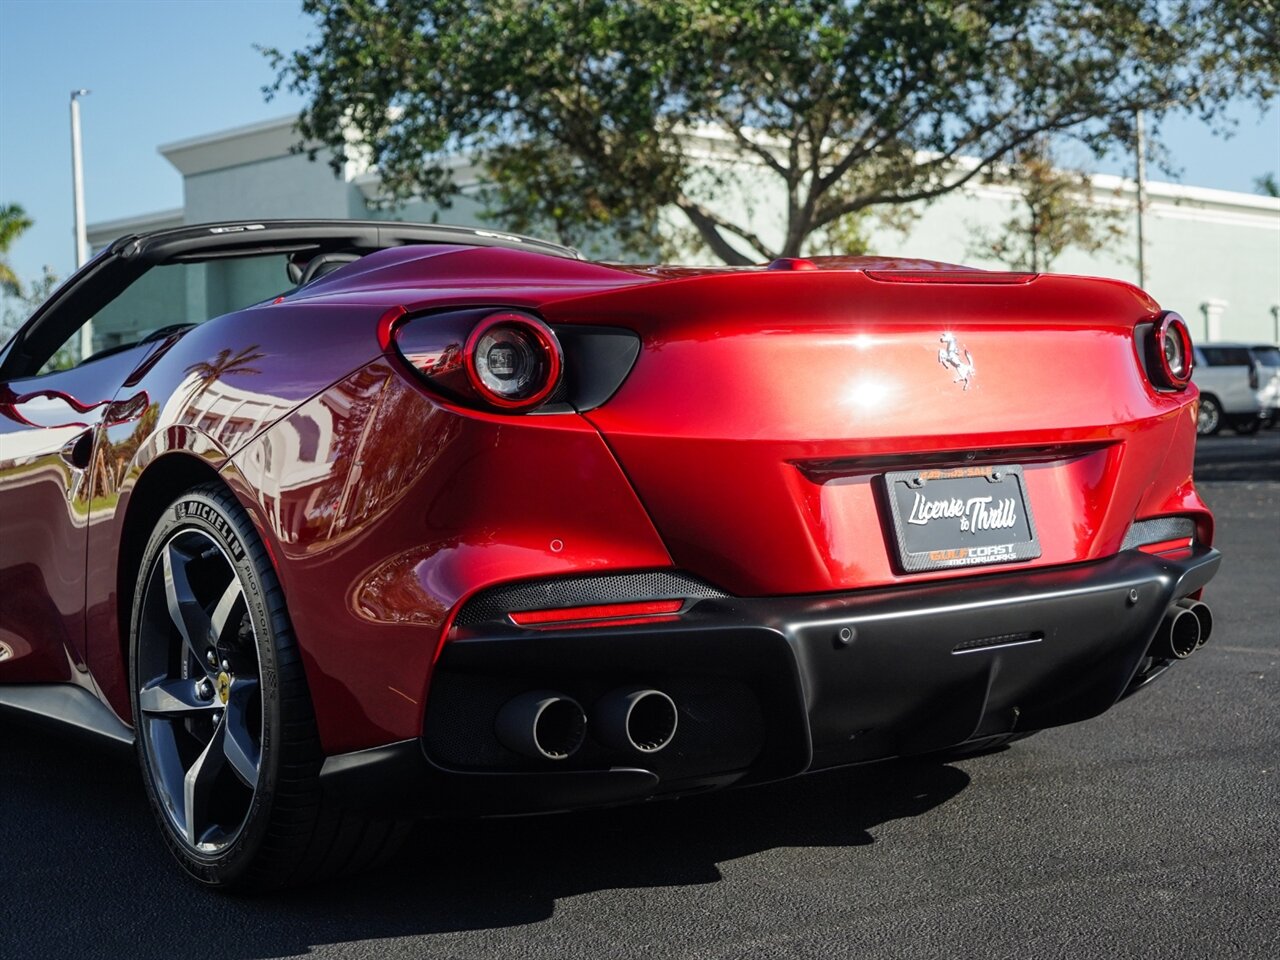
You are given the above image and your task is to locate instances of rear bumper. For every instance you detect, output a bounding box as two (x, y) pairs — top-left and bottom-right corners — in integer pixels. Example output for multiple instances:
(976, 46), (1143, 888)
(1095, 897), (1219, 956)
(320, 545), (1220, 816)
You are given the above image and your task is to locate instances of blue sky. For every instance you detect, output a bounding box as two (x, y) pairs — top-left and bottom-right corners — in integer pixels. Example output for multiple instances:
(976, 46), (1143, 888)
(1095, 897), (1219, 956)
(1, 0), (1278, 289)
(0, 0), (309, 286)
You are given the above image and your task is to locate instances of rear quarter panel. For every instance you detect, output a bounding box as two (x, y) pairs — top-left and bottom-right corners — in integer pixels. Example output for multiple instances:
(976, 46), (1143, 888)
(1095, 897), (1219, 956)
(221, 359), (673, 754)
(84, 300), (385, 722)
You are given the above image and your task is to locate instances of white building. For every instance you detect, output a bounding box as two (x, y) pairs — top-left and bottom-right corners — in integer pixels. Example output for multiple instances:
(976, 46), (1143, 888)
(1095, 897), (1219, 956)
(89, 114), (1280, 344)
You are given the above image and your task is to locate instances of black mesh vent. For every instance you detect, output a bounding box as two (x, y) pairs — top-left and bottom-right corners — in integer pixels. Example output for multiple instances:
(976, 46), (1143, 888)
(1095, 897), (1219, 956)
(1120, 516), (1196, 551)
(456, 571), (730, 626)
(952, 631), (1043, 654)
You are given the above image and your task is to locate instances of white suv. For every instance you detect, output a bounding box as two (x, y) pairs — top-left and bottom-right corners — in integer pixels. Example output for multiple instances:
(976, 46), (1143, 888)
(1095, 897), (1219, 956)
(1250, 344), (1280, 428)
(1191, 343), (1262, 436)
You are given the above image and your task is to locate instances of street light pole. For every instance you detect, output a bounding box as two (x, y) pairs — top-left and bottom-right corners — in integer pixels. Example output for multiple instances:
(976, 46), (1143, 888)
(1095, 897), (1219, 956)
(71, 88), (91, 360)
(1134, 109), (1147, 290)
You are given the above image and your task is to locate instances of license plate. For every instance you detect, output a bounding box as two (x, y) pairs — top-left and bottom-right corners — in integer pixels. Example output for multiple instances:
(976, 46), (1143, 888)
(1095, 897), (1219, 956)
(883, 465), (1041, 572)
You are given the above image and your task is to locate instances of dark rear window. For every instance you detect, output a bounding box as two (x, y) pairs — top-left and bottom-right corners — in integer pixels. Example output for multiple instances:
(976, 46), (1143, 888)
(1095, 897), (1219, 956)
(1201, 347), (1254, 366)
(1251, 346), (1280, 366)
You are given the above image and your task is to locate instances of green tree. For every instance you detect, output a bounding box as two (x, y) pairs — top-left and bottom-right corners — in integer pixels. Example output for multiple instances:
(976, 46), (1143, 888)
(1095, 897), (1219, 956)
(1256, 173), (1280, 198)
(1, 267), (70, 367)
(967, 139), (1126, 272)
(1, 203), (34, 296)
(267, 1), (1278, 264)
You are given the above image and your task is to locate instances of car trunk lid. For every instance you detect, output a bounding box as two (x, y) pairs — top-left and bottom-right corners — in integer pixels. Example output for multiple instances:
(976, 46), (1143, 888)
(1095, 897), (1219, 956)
(541, 267), (1197, 595)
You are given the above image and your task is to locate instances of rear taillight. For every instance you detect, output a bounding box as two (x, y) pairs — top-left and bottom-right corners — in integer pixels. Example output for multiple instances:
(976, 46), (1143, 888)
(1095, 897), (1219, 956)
(390, 307), (639, 414)
(464, 313), (562, 410)
(1144, 312), (1194, 390)
(389, 307), (561, 413)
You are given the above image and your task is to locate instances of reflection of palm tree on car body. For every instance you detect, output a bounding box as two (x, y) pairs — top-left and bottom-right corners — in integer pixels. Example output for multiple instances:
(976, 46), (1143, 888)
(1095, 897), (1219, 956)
(184, 346), (266, 402)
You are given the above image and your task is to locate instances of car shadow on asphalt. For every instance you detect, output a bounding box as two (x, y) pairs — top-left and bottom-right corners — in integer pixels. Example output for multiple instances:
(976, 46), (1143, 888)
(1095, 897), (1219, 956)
(0, 720), (970, 960)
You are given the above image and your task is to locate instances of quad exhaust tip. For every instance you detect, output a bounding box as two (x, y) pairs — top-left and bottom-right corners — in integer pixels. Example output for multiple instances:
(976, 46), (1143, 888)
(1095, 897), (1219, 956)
(1177, 599), (1213, 647)
(593, 687), (679, 755)
(1151, 604), (1201, 660)
(495, 690), (587, 761)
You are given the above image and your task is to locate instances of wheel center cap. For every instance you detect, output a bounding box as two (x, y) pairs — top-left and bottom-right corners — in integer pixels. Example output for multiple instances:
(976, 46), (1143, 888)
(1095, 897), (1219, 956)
(216, 671), (231, 705)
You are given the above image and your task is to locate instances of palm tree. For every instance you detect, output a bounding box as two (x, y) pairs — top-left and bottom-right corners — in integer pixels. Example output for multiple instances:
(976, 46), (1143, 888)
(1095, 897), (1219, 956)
(0, 203), (34, 296)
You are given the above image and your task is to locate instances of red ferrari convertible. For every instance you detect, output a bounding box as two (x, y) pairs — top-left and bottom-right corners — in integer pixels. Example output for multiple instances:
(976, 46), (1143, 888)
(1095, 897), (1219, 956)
(0, 221), (1218, 889)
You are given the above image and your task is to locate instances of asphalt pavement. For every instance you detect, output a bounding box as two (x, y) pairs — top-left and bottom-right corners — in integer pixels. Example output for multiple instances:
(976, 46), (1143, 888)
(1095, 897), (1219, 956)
(2, 431), (1277, 960)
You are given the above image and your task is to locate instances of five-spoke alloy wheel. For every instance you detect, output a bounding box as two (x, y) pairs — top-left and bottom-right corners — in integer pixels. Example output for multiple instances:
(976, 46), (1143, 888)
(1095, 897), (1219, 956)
(136, 527), (262, 853)
(130, 483), (407, 890)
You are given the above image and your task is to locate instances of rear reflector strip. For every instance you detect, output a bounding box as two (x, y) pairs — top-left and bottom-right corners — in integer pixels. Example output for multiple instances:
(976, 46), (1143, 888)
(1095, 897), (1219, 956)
(1137, 539), (1194, 557)
(509, 599), (685, 627)
(528, 614), (684, 631)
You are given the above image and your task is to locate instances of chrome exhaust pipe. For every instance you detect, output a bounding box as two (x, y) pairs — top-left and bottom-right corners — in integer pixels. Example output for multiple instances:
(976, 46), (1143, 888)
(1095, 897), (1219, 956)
(1177, 599), (1213, 647)
(593, 687), (678, 754)
(495, 691), (587, 760)
(1150, 605), (1201, 660)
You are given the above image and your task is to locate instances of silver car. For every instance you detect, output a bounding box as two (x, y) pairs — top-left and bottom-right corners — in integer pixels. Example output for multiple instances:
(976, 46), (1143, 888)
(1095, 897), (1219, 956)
(1191, 343), (1263, 436)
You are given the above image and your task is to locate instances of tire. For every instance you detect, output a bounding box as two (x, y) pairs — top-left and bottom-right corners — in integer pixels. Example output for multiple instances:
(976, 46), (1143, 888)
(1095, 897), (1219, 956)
(129, 482), (409, 890)
(1233, 415), (1262, 436)
(1196, 395), (1222, 436)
